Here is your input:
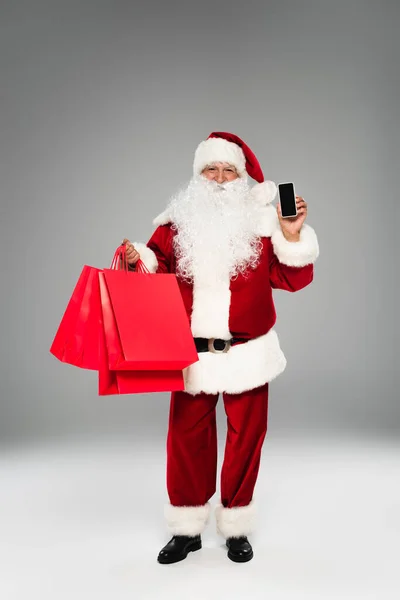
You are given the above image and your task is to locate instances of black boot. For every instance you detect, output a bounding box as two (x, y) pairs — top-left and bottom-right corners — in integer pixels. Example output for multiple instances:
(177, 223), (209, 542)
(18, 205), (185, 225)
(157, 534), (202, 564)
(226, 536), (254, 562)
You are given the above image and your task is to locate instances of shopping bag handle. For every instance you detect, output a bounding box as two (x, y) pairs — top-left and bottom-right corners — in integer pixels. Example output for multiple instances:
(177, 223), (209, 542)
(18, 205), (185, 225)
(110, 244), (151, 274)
(136, 259), (151, 274)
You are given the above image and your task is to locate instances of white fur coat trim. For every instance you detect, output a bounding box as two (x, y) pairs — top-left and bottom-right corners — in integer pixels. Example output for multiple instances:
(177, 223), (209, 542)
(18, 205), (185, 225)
(182, 328), (287, 395)
(132, 242), (158, 273)
(164, 502), (211, 536)
(215, 500), (256, 538)
(190, 278), (232, 339)
(271, 223), (319, 267)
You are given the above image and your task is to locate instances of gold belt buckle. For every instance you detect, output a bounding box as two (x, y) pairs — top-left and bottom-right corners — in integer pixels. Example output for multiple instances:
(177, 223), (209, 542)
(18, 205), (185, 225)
(208, 338), (232, 354)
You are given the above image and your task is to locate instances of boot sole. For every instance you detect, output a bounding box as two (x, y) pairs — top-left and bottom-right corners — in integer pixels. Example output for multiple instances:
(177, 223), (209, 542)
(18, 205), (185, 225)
(157, 540), (202, 564)
(227, 549), (254, 563)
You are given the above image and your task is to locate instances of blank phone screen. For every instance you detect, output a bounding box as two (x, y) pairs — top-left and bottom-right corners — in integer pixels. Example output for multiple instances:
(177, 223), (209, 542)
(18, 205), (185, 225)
(279, 183), (297, 217)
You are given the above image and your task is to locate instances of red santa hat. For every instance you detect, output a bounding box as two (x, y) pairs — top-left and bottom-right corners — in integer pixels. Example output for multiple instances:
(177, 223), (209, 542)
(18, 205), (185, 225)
(193, 131), (277, 204)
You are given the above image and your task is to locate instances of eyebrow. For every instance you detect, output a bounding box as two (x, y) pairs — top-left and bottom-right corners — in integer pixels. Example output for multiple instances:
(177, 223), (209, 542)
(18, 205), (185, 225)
(205, 164), (237, 170)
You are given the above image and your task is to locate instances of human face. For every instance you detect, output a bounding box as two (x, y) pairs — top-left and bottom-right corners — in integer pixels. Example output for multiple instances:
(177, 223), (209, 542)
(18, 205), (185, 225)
(201, 162), (239, 183)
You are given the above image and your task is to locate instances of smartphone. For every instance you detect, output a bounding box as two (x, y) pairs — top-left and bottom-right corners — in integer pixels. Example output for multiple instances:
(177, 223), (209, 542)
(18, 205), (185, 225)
(278, 182), (297, 218)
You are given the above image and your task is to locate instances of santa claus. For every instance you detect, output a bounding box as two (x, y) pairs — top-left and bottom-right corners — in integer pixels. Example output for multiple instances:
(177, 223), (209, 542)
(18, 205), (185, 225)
(123, 131), (319, 564)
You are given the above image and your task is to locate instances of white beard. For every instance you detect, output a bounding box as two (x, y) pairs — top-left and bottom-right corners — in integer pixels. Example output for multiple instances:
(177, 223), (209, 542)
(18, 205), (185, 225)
(165, 175), (263, 285)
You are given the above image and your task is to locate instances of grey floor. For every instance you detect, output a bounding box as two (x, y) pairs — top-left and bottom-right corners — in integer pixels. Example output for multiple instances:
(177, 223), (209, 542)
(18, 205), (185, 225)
(0, 432), (398, 600)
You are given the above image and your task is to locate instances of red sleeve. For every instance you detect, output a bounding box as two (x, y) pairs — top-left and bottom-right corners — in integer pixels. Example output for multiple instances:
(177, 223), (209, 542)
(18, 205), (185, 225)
(268, 223), (319, 291)
(146, 224), (174, 274)
(269, 244), (314, 292)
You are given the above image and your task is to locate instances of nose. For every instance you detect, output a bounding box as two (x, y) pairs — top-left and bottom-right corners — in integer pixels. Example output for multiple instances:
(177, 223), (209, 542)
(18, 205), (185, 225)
(215, 171), (226, 183)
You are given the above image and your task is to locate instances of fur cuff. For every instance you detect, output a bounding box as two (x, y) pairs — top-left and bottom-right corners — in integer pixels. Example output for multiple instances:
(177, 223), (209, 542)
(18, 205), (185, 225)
(271, 223), (319, 267)
(215, 501), (256, 538)
(164, 502), (211, 536)
(132, 242), (158, 273)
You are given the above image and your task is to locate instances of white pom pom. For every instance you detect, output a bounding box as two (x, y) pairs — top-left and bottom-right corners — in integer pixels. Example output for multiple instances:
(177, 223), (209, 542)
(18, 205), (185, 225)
(250, 180), (277, 205)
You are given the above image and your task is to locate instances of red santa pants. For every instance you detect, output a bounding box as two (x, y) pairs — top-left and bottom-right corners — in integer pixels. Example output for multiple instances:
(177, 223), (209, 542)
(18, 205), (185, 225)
(164, 381), (269, 538)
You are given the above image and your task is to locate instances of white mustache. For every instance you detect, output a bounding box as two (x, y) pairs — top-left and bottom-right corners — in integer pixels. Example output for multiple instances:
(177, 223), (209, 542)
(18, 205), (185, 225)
(207, 180), (227, 191)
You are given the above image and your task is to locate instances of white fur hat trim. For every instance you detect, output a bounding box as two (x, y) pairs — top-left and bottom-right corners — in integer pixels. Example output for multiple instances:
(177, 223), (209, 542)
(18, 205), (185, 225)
(193, 137), (246, 176)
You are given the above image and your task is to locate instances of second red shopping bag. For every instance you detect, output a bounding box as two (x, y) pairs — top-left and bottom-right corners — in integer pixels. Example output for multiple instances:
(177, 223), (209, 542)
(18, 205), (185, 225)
(98, 296), (186, 394)
(50, 264), (102, 370)
(99, 258), (199, 372)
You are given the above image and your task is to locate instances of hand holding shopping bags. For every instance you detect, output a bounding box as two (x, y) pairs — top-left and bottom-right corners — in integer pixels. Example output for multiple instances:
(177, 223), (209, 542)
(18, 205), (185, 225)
(50, 244), (199, 394)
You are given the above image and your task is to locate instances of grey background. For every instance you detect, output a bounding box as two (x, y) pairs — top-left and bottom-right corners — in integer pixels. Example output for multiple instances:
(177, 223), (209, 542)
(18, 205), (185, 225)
(1, 0), (398, 447)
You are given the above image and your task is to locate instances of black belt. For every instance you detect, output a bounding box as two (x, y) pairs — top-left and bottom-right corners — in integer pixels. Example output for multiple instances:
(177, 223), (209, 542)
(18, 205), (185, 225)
(194, 337), (248, 354)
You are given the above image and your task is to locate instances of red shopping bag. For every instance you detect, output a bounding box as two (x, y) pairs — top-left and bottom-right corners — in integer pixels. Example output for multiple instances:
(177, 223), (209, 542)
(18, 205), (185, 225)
(50, 264), (102, 370)
(49, 244), (128, 370)
(98, 299), (185, 394)
(99, 250), (199, 371)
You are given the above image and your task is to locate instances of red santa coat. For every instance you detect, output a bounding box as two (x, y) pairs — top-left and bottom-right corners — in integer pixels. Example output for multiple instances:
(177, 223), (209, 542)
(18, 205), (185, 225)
(133, 199), (319, 396)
